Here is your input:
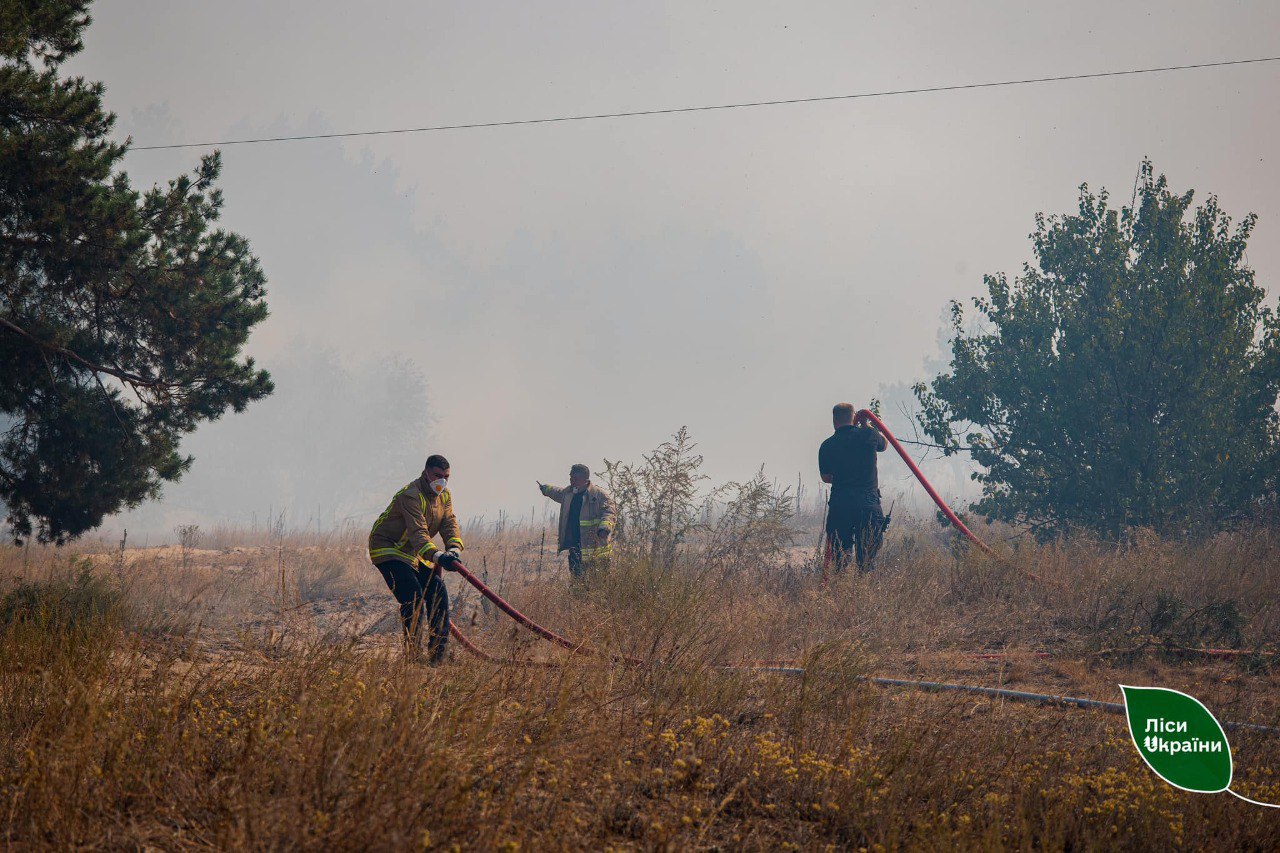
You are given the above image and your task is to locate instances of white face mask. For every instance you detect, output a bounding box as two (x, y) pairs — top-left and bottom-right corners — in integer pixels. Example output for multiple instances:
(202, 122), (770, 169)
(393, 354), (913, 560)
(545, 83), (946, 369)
(428, 478), (447, 496)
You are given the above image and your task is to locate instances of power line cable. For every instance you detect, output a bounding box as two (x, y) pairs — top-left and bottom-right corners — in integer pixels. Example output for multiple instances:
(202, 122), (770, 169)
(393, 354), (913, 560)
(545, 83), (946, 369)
(129, 54), (1280, 152)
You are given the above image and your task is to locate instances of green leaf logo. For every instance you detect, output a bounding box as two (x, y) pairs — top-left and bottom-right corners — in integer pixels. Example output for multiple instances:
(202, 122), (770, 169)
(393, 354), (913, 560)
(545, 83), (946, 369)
(1120, 684), (1232, 793)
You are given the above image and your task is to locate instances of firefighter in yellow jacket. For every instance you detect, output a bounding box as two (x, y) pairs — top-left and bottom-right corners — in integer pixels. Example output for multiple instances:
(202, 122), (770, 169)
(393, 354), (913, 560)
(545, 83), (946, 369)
(537, 463), (617, 579)
(368, 454), (465, 661)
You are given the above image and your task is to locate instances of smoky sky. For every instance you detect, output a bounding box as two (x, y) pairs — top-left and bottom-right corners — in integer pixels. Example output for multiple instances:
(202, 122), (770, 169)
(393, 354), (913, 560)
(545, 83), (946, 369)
(67, 1), (1280, 535)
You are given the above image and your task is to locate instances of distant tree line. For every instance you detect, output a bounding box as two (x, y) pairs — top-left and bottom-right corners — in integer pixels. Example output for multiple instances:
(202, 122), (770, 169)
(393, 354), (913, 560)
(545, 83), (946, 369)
(138, 345), (430, 529)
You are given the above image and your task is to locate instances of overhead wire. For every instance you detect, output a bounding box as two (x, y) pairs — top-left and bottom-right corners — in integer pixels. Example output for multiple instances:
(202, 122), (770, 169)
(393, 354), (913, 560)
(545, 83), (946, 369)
(128, 55), (1280, 151)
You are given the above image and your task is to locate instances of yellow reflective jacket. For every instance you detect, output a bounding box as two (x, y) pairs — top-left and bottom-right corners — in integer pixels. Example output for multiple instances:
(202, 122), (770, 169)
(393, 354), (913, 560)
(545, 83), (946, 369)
(368, 477), (464, 567)
(539, 482), (617, 559)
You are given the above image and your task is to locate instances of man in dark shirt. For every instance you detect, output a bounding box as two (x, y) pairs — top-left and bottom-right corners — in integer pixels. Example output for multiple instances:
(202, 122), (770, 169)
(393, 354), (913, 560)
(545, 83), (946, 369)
(538, 463), (618, 579)
(818, 402), (888, 573)
(565, 486), (584, 554)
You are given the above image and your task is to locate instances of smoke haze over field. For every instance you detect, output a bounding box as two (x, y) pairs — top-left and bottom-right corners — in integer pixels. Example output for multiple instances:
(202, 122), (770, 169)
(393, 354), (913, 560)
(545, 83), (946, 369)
(68, 1), (1280, 536)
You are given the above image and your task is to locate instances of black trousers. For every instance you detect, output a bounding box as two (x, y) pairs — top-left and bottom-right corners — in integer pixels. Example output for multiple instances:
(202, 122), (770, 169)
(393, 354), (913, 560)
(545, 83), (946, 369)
(566, 546), (608, 580)
(825, 500), (886, 573)
(375, 559), (450, 661)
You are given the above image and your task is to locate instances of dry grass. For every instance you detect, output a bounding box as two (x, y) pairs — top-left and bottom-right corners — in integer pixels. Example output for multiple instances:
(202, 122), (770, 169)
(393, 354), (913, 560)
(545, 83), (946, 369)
(2, 521), (1280, 849)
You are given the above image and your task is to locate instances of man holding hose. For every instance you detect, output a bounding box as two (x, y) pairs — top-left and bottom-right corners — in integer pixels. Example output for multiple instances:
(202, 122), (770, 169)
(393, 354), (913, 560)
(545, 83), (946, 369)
(819, 403), (888, 573)
(368, 454), (465, 661)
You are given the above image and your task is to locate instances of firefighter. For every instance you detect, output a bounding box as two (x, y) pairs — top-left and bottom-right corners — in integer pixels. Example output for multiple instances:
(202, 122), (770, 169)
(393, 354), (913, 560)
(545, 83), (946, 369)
(368, 454), (465, 661)
(819, 403), (888, 573)
(537, 463), (617, 579)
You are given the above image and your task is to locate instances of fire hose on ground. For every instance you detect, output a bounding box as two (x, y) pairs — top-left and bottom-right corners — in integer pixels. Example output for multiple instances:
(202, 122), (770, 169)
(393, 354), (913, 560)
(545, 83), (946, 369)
(428, 408), (1277, 734)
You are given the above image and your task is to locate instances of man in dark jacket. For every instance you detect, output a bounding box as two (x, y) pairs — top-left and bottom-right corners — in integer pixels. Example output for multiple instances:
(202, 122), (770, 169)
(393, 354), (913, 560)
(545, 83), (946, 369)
(818, 403), (887, 573)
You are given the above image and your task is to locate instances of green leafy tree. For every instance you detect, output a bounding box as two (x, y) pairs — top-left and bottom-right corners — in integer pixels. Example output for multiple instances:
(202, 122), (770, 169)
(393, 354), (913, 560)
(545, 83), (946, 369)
(1, 1), (272, 542)
(915, 162), (1280, 538)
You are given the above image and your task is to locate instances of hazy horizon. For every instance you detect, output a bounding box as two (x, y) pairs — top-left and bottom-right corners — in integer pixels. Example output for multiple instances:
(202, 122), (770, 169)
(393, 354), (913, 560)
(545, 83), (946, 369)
(57, 1), (1280, 539)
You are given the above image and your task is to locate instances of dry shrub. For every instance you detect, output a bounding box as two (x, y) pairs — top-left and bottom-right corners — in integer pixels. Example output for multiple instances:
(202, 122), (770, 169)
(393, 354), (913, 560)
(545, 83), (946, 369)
(296, 556), (353, 603)
(3, 596), (1278, 849)
(0, 559), (123, 631)
(3, 520), (1280, 848)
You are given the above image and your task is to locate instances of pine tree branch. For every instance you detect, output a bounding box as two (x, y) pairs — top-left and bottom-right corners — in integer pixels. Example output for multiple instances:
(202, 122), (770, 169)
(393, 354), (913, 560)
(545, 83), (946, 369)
(0, 313), (180, 392)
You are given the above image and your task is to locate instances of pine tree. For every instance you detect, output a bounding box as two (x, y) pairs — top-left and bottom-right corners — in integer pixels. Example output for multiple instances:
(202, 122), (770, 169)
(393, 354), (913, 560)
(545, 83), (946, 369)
(1, 0), (273, 542)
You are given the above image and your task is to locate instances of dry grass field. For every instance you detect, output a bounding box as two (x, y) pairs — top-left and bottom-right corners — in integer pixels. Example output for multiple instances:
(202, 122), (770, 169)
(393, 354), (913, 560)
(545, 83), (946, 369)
(3, 518), (1280, 850)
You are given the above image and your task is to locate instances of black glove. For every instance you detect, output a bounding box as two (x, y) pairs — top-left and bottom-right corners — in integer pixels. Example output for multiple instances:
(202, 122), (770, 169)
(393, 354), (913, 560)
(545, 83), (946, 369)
(436, 548), (461, 571)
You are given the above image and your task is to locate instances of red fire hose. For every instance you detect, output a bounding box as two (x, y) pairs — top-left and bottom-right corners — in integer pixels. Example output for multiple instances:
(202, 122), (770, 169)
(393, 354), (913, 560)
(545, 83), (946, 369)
(854, 409), (1059, 585)
(449, 561), (646, 666)
(853, 408), (993, 555)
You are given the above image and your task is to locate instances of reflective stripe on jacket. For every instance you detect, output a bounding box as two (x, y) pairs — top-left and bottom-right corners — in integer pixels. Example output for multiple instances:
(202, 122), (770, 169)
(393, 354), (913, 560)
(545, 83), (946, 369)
(539, 482), (617, 558)
(368, 477), (464, 567)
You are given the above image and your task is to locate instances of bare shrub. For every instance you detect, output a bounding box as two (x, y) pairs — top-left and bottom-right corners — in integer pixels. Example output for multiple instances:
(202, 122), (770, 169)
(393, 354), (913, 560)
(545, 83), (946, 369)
(602, 426), (709, 565)
(703, 467), (798, 576)
(295, 556), (350, 603)
(174, 523), (201, 570)
(0, 559), (123, 630)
